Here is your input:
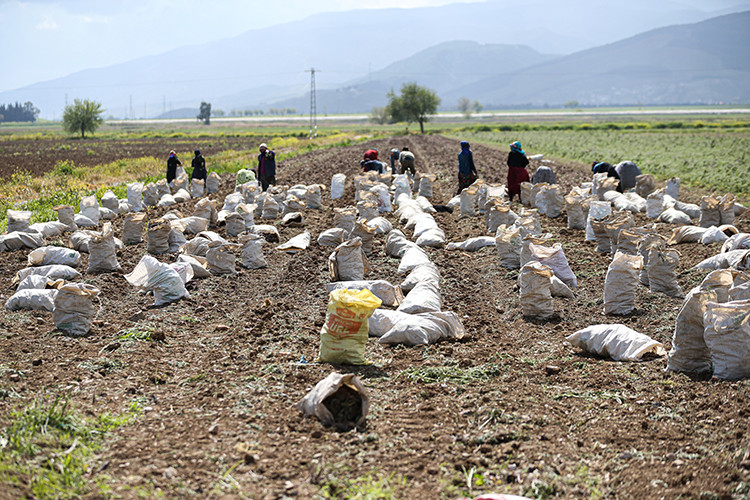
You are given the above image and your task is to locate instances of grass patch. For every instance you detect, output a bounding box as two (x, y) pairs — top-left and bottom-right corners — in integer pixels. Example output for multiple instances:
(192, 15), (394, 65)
(318, 472), (406, 499)
(397, 363), (504, 385)
(0, 395), (140, 499)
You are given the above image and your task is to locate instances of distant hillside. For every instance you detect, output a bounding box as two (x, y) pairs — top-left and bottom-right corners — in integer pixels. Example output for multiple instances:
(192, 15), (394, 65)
(2, 0), (748, 119)
(449, 10), (750, 106)
(266, 41), (557, 113)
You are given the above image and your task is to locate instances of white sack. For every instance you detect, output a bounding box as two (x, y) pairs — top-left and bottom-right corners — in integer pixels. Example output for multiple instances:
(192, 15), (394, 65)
(567, 324), (666, 362)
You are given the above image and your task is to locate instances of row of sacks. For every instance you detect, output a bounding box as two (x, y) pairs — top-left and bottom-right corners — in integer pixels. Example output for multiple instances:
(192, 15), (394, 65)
(446, 179), (508, 218)
(227, 182), (324, 221)
(127, 172), (221, 212)
(393, 192), (446, 248)
(666, 269), (750, 379)
(519, 182), (565, 218)
(667, 224), (740, 246)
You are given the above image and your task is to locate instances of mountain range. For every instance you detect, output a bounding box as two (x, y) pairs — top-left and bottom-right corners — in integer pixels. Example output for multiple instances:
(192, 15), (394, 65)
(2, 1), (749, 119)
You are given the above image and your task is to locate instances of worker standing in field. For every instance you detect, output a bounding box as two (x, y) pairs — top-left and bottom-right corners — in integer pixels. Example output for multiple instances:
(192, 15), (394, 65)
(456, 141), (478, 195)
(592, 161), (623, 192)
(256, 143), (276, 192)
(191, 149), (207, 181)
(507, 141), (530, 202)
(399, 147), (416, 177)
(166, 150), (182, 184)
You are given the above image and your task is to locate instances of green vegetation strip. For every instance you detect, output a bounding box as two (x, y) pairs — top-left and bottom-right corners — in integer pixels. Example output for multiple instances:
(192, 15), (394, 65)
(448, 120), (750, 196)
(0, 395), (140, 499)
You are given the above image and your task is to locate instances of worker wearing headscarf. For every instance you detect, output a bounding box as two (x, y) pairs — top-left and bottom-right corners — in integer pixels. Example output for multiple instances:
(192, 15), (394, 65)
(507, 141), (530, 202)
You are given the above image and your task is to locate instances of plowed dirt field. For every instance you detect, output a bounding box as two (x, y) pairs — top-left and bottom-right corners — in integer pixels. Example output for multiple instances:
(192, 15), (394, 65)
(1, 134), (748, 499)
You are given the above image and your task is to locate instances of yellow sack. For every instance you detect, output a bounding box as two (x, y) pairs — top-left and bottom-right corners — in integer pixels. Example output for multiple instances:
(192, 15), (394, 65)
(319, 289), (382, 365)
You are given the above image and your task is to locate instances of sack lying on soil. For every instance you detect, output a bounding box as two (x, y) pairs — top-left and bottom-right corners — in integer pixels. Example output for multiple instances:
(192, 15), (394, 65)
(401, 262), (441, 293)
(397, 246), (431, 274)
(722, 233), (750, 253)
(29, 221), (69, 238)
(247, 224), (279, 243)
(277, 230), (311, 254)
(567, 324), (666, 362)
(694, 249), (750, 271)
(176, 254), (212, 278)
(416, 227), (446, 248)
(550, 276), (575, 298)
(446, 236), (495, 252)
(52, 283), (100, 337)
(173, 188), (191, 203)
(16, 274), (51, 291)
(318, 228), (347, 247)
(603, 252), (643, 316)
(519, 261), (554, 319)
(659, 207), (692, 226)
(379, 311), (465, 346)
(74, 214), (97, 228)
(366, 217), (393, 235)
(6, 289), (58, 312)
(28, 246), (80, 268)
(0, 231), (45, 252)
(329, 237), (370, 281)
(703, 298), (750, 380)
(296, 372), (370, 431)
(318, 289), (382, 365)
(397, 281), (442, 314)
(125, 255), (190, 306)
(368, 309), (413, 337)
(667, 225), (708, 245)
(700, 226), (731, 245)
(674, 200), (700, 219)
(666, 269), (738, 374)
(16, 264), (81, 283)
(385, 229), (417, 258)
(325, 280), (403, 307)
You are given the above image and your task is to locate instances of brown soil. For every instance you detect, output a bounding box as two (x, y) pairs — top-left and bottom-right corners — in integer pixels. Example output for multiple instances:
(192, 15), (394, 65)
(0, 136), (269, 178)
(1, 134), (749, 499)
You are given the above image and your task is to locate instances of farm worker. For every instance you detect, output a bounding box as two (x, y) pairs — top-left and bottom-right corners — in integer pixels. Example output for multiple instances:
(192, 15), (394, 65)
(456, 140), (478, 195)
(614, 160), (642, 191)
(507, 141), (530, 202)
(592, 161), (623, 192)
(256, 143), (276, 192)
(361, 149), (385, 174)
(389, 148), (400, 172)
(166, 150), (182, 184)
(191, 150), (207, 181)
(399, 147), (416, 176)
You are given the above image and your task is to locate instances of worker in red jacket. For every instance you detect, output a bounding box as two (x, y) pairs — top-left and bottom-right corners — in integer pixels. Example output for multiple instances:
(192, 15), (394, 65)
(507, 141), (529, 202)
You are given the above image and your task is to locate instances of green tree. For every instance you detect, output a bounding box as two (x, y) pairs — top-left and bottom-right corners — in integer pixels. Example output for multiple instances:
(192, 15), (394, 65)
(457, 97), (472, 119)
(197, 101), (211, 125)
(62, 98), (104, 138)
(369, 106), (388, 125)
(386, 82), (441, 134)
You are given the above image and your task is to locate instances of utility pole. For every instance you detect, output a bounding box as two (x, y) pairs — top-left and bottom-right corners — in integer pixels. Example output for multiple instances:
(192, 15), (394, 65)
(306, 67), (318, 139)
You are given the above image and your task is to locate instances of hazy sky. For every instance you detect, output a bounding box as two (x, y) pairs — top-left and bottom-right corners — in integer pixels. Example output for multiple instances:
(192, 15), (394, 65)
(0, 0), (479, 92)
